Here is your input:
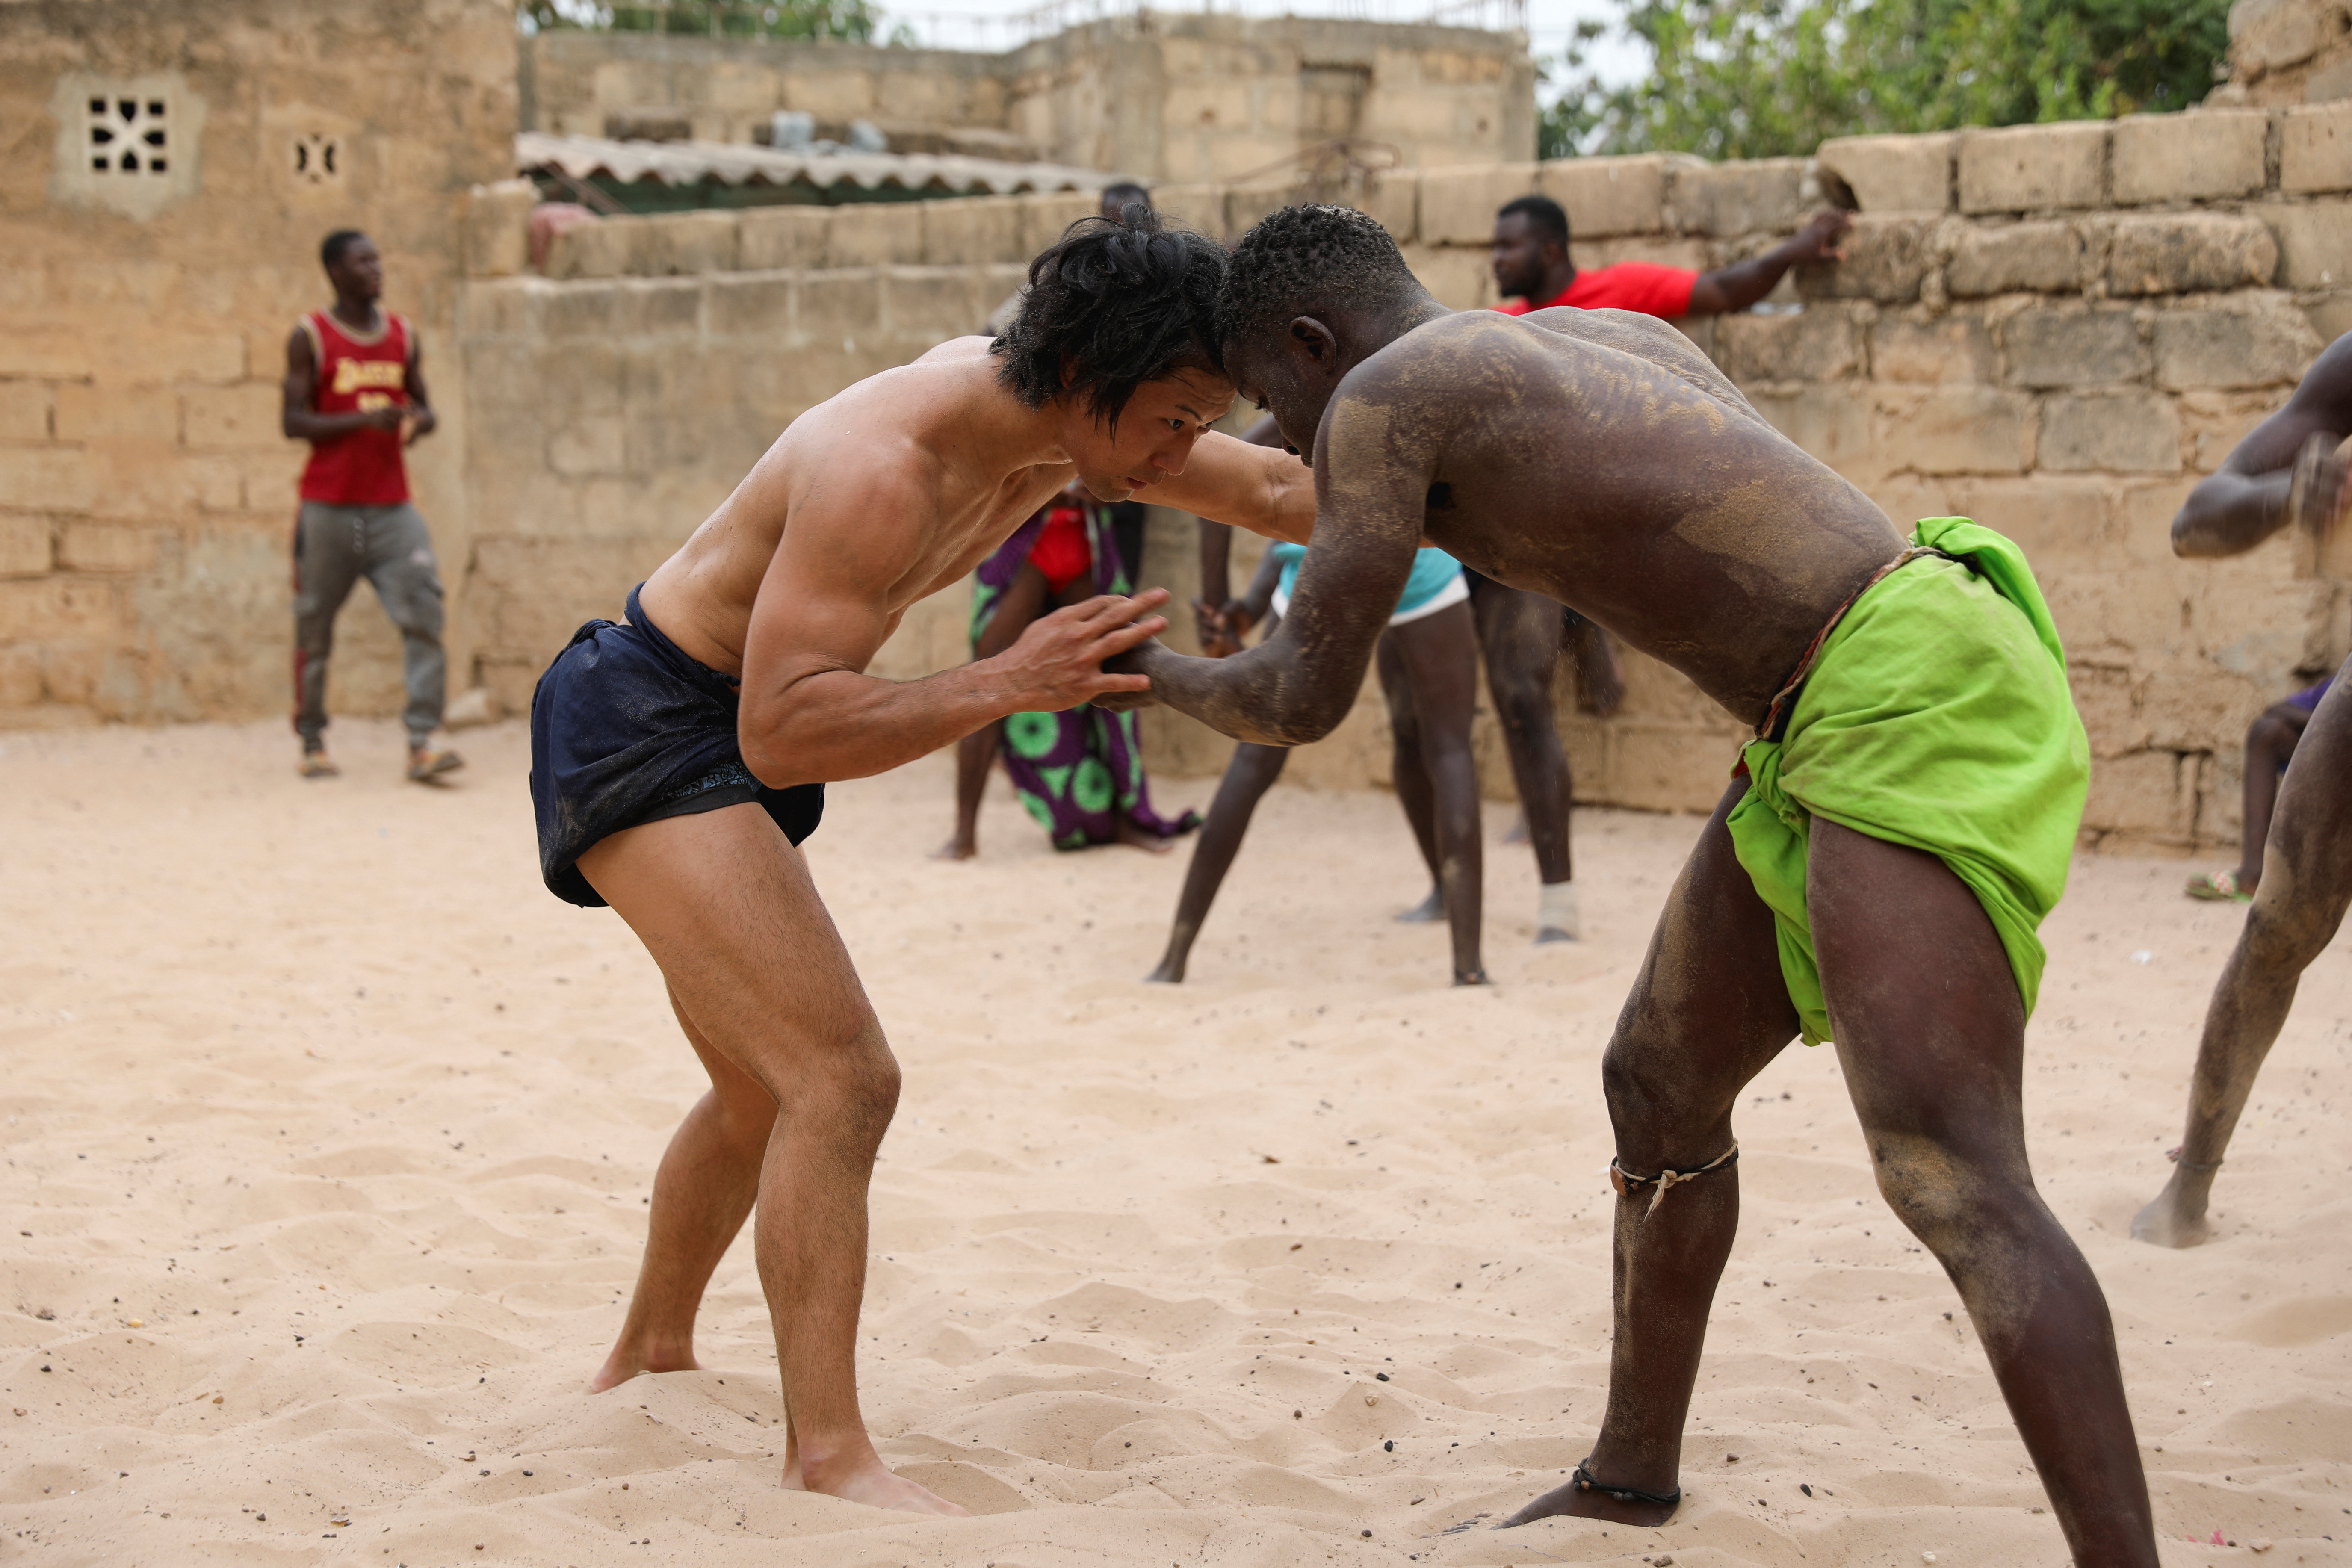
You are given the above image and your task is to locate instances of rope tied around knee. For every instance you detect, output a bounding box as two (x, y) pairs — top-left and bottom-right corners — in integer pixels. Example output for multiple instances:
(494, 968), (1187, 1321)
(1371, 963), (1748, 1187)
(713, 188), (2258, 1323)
(1610, 1142), (1739, 1219)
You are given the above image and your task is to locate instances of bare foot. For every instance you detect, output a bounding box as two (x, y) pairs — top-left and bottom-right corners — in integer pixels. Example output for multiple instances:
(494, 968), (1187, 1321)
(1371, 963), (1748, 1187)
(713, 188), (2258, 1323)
(588, 1337), (698, 1393)
(1113, 815), (1175, 854)
(1503, 811), (1529, 845)
(786, 1452), (969, 1516)
(2131, 1168), (2214, 1248)
(1395, 888), (1445, 923)
(1454, 968), (1490, 986)
(1535, 925), (1576, 945)
(1503, 1476), (1675, 1529)
(1145, 954), (1186, 983)
(932, 837), (976, 861)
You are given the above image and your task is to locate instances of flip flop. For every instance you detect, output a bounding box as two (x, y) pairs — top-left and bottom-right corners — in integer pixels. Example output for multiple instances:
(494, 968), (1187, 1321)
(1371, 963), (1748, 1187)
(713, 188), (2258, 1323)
(2184, 870), (2251, 902)
(406, 746), (465, 782)
(299, 750), (340, 779)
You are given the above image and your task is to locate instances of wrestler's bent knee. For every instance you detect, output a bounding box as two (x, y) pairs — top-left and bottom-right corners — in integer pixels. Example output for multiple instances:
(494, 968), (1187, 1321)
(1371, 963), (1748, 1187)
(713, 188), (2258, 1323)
(1866, 1137), (2021, 1256)
(1601, 1037), (1726, 1163)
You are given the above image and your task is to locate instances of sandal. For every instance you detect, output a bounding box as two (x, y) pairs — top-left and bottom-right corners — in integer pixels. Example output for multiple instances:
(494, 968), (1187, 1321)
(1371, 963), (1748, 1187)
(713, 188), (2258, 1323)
(299, 750), (340, 779)
(2185, 870), (2252, 903)
(406, 746), (465, 782)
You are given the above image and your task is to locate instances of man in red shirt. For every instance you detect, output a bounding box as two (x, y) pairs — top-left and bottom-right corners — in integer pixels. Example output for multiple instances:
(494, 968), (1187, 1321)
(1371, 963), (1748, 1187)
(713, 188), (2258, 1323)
(281, 229), (461, 783)
(1490, 193), (1850, 318)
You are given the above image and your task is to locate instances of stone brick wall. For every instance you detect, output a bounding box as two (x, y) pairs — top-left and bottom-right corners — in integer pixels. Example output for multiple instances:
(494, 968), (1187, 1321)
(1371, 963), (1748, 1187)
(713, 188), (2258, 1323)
(519, 16), (1535, 184)
(0, 0), (517, 729)
(2214, 0), (2352, 109)
(482, 114), (2352, 847)
(9, 0), (2347, 855)
(459, 234), (1033, 715)
(1793, 115), (2351, 853)
(521, 30), (1012, 149)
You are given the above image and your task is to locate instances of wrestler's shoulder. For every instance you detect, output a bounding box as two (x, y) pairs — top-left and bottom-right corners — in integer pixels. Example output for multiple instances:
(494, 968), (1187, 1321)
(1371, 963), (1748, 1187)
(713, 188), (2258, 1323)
(1343, 312), (1522, 397)
(1365, 308), (1634, 377)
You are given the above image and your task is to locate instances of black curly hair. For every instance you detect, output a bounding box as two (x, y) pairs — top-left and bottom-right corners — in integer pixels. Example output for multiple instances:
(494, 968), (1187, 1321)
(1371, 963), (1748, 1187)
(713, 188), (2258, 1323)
(1215, 204), (1423, 359)
(991, 211), (1227, 431)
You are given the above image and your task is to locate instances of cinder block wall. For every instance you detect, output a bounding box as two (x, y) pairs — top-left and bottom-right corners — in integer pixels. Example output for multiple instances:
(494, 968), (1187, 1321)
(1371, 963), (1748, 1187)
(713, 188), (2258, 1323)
(521, 30), (1013, 148)
(520, 15), (1535, 183)
(12, 27), (2352, 854)
(0, 0), (517, 731)
(482, 112), (2352, 850)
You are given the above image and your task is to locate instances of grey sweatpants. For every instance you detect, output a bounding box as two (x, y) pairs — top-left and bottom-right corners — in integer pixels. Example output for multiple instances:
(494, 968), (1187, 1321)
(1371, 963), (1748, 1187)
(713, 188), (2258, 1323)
(293, 499), (446, 749)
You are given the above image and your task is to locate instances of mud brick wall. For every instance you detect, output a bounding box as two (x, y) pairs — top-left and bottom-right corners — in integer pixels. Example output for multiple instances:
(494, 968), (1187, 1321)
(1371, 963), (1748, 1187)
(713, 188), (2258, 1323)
(520, 17), (1534, 184)
(502, 116), (2352, 846)
(0, 0), (518, 730)
(9, 0), (2349, 854)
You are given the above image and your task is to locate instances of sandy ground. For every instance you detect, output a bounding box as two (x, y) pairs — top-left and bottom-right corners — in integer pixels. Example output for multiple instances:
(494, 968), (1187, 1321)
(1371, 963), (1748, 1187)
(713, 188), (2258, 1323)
(1, 717), (2348, 1568)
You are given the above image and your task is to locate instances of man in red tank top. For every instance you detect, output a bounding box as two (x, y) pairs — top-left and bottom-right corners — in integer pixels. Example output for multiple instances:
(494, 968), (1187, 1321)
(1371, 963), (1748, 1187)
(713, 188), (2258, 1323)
(281, 229), (461, 782)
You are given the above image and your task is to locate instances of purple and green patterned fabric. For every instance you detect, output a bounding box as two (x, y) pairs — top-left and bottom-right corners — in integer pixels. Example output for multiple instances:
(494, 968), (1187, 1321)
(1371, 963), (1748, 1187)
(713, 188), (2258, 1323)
(971, 503), (1201, 851)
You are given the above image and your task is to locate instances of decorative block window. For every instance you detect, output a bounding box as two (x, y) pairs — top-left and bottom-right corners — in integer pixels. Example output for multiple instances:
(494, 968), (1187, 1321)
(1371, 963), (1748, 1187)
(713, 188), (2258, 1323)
(293, 133), (341, 185)
(88, 93), (170, 175)
(49, 72), (204, 219)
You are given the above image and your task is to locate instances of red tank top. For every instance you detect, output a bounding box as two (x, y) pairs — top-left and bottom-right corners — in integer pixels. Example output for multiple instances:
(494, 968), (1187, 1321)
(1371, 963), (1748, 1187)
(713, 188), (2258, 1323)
(297, 310), (411, 505)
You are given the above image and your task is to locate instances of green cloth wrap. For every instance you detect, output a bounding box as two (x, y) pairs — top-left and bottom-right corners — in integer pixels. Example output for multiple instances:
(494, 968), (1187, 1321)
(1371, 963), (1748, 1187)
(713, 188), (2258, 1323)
(1725, 517), (2089, 1046)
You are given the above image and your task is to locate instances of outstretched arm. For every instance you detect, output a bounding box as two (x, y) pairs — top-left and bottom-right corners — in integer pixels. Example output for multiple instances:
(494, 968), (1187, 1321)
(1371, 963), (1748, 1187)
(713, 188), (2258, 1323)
(1136, 430), (1317, 543)
(2174, 331), (2352, 558)
(737, 463), (1168, 787)
(1124, 384), (1428, 745)
(1687, 210), (1850, 315)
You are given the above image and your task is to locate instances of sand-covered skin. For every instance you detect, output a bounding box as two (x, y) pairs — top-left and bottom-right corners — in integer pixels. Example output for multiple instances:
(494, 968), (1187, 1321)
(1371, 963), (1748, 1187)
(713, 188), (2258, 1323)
(2, 718), (2347, 1567)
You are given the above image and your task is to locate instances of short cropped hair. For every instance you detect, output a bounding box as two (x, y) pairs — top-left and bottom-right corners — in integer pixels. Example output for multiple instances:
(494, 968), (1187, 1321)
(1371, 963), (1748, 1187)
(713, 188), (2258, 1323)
(320, 229), (367, 269)
(1498, 194), (1569, 248)
(992, 210), (1226, 430)
(1215, 204), (1421, 357)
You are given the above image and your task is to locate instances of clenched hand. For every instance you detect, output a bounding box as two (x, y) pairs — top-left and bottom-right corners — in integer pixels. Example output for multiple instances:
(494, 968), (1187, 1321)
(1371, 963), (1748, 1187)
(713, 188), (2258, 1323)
(989, 588), (1170, 712)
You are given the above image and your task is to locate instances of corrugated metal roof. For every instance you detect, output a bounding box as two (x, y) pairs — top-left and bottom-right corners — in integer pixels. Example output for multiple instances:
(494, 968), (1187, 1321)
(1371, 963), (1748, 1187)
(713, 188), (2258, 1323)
(517, 132), (1119, 197)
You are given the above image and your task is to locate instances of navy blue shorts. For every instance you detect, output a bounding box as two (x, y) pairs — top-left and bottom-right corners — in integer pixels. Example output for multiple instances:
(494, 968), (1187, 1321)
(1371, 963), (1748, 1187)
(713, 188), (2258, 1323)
(529, 583), (823, 908)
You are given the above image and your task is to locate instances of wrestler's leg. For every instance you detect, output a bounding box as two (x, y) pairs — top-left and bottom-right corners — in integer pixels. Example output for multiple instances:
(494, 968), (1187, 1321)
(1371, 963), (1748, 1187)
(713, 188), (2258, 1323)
(1471, 579), (1573, 886)
(1810, 819), (2154, 1564)
(937, 564), (1049, 859)
(1379, 629), (1448, 923)
(576, 804), (962, 1516)
(2138, 671), (2352, 1247)
(2234, 702), (2311, 891)
(1390, 601), (1486, 984)
(1567, 614), (1626, 717)
(1146, 739), (1291, 982)
(1507, 779), (1797, 1528)
(592, 986), (770, 1387)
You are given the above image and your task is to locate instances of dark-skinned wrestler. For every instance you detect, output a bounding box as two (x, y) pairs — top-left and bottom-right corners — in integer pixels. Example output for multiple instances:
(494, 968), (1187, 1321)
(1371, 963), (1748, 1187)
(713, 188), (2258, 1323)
(1114, 206), (2154, 1564)
(1175, 414), (1485, 980)
(2134, 331), (2352, 1249)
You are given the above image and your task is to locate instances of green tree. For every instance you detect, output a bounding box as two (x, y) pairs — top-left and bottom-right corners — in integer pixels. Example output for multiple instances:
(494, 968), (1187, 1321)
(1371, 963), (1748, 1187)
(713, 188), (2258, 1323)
(1541, 0), (2231, 162)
